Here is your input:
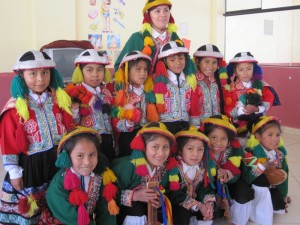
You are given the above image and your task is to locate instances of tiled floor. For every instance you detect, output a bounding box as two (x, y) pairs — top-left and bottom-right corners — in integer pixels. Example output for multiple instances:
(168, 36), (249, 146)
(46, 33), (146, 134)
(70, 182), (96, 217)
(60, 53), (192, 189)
(0, 127), (299, 224)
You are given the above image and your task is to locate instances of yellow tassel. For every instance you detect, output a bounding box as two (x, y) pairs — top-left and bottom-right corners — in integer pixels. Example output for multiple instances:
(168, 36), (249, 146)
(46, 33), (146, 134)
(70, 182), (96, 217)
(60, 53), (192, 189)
(257, 158), (267, 164)
(16, 98), (29, 121)
(246, 134), (260, 149)
(224, 84), (230, 91)
(175, 39), (183, 46)
(155, 94), (164, 104)
(131, 157), (147, 166)
(108, 199), (120, 215)
(104, 69), (112, 83)
(72, 65), (84, 84)
(102, 168), (117, 185)
(115, 68), (125, 83)
(125, 62), (129, 90)
(186, 74), (197, 91)
(167, 23), (178, 33)
(142, 23), (152, 33)
(169, 174), (179, 182)
(117, 107), (124, 118)
(27, 195), (39, 217)
(144, 75), (154, 92)
(56, 87), (72, 115)
(228, 156), (242, 168)
(279, 137), (284, 148)
(219, 72), (228, 79)
(210, 168), (217, 177)
(144, 36), (154, 47)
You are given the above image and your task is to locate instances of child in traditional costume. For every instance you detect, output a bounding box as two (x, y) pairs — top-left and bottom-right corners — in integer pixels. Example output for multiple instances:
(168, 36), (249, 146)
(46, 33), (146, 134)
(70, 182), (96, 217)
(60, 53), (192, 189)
(153, 41), (198, 133)
(39, 126), (119, 225)
(201, 115), (251, 225)
(65, 49), (115, 161)
(192, 44), (229, 125)
(170, 126), (216, 225)
(241, 116), (289, 225)
(224, 52), (280, 146)
(111, 122), (180, 225)
(0, 50), (74, 224)
(111, 50), (156, 157)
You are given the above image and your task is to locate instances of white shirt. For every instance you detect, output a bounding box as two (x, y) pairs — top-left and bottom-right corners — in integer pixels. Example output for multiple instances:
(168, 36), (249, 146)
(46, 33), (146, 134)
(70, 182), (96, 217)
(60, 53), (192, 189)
(181, 160), (200, 180)
(71, 167), (95, 192)
(82, 82), (101, 96)
(129, 84), (144, 96)
(168, 70), (185, 86)
(29, 90), (48, 104)
(151, 29), (167, 41)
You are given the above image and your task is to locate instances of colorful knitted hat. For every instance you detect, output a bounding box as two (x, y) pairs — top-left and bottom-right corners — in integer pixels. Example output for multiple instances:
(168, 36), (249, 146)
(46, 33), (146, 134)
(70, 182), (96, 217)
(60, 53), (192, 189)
(11, 50), (72, 121)
(130, 122), (180, 190)
(112, 50), (159, 122)
(175, 126), (216, 188)
(55, 126), (119, 222)
(72, 49), (111, 84)
(141, 0), (179, 57)
(201, 115), (237, 137)
(193, 44), (230, 91)
(154, 41), (197, 113)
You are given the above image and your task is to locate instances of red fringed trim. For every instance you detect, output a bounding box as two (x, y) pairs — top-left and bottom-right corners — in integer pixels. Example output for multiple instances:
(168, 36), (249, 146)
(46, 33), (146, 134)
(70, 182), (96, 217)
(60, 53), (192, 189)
(143, 13), (151, 24)
(18, 197), (30, 214)
(166, 157), (178, 170)
(63, 168), (80, 190)
(169, 182), (180, 191)
(132, 108), (142, 122)
(189, 88), (201, 116)
(102, 183), (118, 202)
(69, 189), (88, 206)
(156, 104), (165, 113)
(222, 161), (241, 175)
(136, 165), (149, 176)
(78, 204), (90, 225)
(154, 82), (167, 94)
(231, 138), (241, 148)
(155, 61), (167, 78)
(16, 123), (29, 154)
(130, 135), (145, 151)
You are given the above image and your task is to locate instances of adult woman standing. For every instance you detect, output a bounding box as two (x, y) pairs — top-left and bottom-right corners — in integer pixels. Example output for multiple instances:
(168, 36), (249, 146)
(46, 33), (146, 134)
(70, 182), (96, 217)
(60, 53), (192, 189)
(114, 0), (182, 73)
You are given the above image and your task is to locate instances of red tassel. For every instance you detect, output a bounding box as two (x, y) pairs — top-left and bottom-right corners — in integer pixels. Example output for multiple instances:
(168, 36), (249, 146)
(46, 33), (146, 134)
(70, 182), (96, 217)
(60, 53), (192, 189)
(166, 157), (178, 170)
(169, 14), (175, 24)
(102, 183), (118, 202)
(231, 138), (241, 148)
(106, 82), (115, 93)
(156, 104), (165, 114)
(132, 108), (142, 123)
(143, 13), (151, 24)
(170, 145), (177, 154)
(219, 59), (227, 67)
(154, 82), (167, 94)
(142, 46), (152, 56)
(155, 61), (167, 77)
(18, 197), (30, 214)
(63, 169), (80, 190)
(78, 204), (90, 225)
(203, 170), (209, 187)
(169, 182), (180, 191)
(189, 89), (200, 116)
(222, 161), (241, 175)
(130, 135), (145, 150)
(136, 165), (149, 176)
(69, 189), (88, 206)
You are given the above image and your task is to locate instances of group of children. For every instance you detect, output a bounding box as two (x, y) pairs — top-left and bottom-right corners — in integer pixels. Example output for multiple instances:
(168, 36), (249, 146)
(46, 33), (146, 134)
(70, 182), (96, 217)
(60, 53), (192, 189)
(0, 2), (288, 223)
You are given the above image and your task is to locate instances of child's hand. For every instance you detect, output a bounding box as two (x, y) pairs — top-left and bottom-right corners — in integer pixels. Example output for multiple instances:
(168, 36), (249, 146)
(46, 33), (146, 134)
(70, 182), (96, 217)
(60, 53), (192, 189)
(133, 188), (160, 207)
(11, 177), (23, 191)
(204, 202), (214, 220)
(243, 104), (258, 115)
(217, 168), (229, 183)
(197, 202), (211, 221)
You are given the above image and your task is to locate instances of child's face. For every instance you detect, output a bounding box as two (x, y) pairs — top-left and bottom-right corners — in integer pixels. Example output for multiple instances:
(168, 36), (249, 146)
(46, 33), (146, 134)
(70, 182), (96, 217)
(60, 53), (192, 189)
(82, 64), (105, 88)
(181, 139), (205, 166)
(198, 57), (218, 77)
(165, 53), (186, 74)
(255, 126), (281, 151)
(129, 60), (148, 86)
(22, 68), (51, 93)
(149, 5), (170, 33)
(207, 127), (229, 155)
(70, 139), (98, 176)
(235, 62), (254, 82)
(145, 135), (170, 169)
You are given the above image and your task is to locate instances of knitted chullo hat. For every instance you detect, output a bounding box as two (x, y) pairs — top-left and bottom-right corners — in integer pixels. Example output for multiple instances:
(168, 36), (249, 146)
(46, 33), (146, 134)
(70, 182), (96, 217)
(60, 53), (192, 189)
(11, 50), (72, 121)
(141, 0), (180, 57)
(112, 51), (158, 122)
(200, 115), (242, 171)
(175, 126), (216, 188)
(246, 116), (285, 150)
(154, 41), (197, 113)
(71, 49), (111, 84)
(193, 44), (230, 91)
(55, 126), (119, 223)
(130, 122), (180, 190)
